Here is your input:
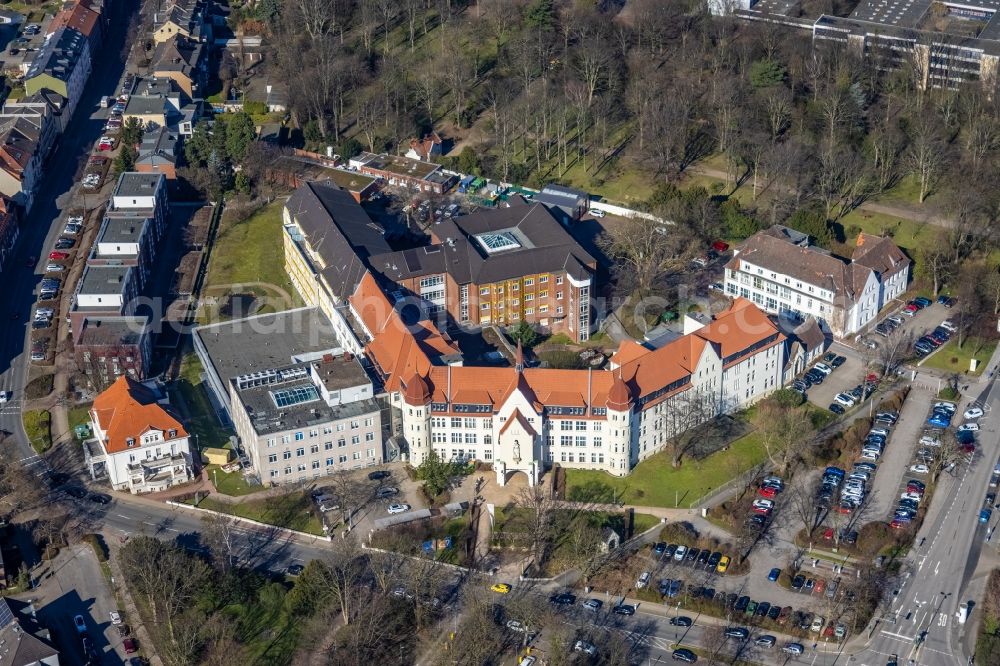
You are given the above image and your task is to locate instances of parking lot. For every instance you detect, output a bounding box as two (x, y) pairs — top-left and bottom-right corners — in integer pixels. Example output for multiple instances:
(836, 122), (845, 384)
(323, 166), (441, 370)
(865, 388), (932, 520)
(33, 544), (131, 665)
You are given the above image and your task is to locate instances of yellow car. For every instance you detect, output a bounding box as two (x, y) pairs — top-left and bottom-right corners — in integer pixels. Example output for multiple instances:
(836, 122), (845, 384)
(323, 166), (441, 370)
(716, 555), (731, 574)
(491, 583), (512, 594)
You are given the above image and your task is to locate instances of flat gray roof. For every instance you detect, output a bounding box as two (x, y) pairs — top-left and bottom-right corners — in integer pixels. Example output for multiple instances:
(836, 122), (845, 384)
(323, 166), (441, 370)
(194, 307), (345, 395)
(78, 265), (131, 295)
(235, 372), (378, 436)
(97, 215), (151, 246)
(114, 173), (163, 199)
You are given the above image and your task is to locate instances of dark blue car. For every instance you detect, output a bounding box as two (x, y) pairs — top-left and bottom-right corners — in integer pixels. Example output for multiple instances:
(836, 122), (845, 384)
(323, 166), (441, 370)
(768, 567), (781, 582)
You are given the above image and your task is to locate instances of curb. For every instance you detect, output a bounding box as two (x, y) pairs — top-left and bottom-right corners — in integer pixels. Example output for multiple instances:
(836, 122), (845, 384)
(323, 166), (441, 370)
(165, 500), (332, 542)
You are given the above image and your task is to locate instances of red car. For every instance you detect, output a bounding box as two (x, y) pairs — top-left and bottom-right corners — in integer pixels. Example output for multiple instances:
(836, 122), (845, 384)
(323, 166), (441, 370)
(758, 486), (778, 499)
(866, 373), (879, 383)
(752, 505), (772, 516)
(890, 519), (907, 530)
(711, 240), (730, 253)
(48, 251), (69, 260)
(98, 142), (113, 151)
(904, 304), (918, 313)
(123, 638), (137, 654)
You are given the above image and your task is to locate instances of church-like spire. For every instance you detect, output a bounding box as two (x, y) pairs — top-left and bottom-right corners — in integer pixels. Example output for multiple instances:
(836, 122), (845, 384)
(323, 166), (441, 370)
(515, 340), (524, 373)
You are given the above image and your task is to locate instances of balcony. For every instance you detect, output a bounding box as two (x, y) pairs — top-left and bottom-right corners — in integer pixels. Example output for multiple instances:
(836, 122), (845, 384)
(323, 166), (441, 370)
(126, 453), (190, 493)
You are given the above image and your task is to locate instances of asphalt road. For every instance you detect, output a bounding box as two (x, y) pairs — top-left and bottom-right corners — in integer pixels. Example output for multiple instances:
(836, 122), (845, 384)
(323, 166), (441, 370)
(0, 0), (135, 465)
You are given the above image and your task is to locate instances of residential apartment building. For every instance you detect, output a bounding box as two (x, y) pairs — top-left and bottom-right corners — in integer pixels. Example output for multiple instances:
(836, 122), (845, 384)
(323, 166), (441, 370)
(124, 77), (198, 137)
(152, 0), (210, 44)
(110, 172), (168, 222)
(150, 35), (206, 98)
(0, 116), (46, 211)
(136, 126), (178, 178)
(75, 316), (153, 386)
(85, 375), (192, 493)
(0, 197), (17, 275)
(24, 27), (92, 119)
(370, 201), (597, 342)
(229, 356), (383, 485)
(723, 226), (910, 338)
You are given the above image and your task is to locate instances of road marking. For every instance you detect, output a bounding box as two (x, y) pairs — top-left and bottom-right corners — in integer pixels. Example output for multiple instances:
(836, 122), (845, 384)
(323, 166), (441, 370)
(933, 561), (940, 576)
(880, 630), (914, 641)
(938, 613), (947, 627)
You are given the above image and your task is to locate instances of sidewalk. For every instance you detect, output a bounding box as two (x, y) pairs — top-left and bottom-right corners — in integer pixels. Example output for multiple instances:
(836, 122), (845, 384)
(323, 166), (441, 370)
(105, 538), (164, 666)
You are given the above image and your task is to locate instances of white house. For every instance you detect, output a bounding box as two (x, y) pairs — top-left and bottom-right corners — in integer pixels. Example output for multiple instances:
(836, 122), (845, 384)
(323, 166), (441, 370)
(85, 375), (193, 493)
(724, 226), (910, 339)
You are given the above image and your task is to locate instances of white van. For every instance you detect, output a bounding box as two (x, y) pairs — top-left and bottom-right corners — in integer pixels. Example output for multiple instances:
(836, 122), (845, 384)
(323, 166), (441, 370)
(100, 96), (110, 108)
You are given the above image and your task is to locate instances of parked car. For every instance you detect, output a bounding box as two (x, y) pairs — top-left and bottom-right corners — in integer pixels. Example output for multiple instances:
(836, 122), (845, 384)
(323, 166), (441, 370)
(965, 406), (985, 420)
(386, 503), (410, 514)
(73, 615), (87, 634)
(671, 648), (697, 663)
(588, 208), (605, 218)
(782, 643), (804, 655)
(768, 567), (781, 582)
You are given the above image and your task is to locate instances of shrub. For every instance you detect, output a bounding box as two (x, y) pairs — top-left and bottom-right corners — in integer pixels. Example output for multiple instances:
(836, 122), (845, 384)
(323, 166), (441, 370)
(24, 375), (54, 400)
(82, 534), (108, 562)
(771, 388), (805, 408)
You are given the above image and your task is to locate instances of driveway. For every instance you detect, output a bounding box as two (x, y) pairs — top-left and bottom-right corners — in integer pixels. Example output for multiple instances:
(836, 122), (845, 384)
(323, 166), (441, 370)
(806, 354), (868, 411)
(31, 543), (129, 665)
(866, 388), (932, 520)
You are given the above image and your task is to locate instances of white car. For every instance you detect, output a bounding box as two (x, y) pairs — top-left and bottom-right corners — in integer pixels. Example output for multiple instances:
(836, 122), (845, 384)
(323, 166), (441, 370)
(958, 423), (980, 432)
(934, 401), (957, 414)
(752, 498), (775, 510)
(386, 503), (410, 515)
(835, 393), (856, 407)
(940, 320), (957, 332)
(869, 428), (889, 437)
(910, 464), (930, 474)
(574, 640), (598, 656)
(860, 450), (881, 461)
(109, 610), (122, 625)
(588, 208), (606, 218)
(506, 619), (528, 633)
(964, 407), (985, 420)
(919, 436), (941, 447)
(0, 391), (9, 403)
(673, 545), (687, 561)
(636, 571), (650, 589)
(814, 363), (833, 375)
(900, 492), (922, 503)
(45, 263), (63, 272)
(811, 616), (825, 633)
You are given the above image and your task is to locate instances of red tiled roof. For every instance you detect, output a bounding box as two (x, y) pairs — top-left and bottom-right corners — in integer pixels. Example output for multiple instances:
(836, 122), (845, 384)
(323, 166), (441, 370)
(91, 376), (186, 454)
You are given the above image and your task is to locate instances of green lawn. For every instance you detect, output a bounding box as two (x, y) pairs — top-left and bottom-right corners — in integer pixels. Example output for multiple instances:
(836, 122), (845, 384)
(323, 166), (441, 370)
(206, 464), (260, 497)
(170, 352), (234, 450)
(565, 429), (767, 508)
(23, 410), (52, 454)
(203, 199), (296, 299)
(192, 491), (325, 536)
(68, 405), (93, 440)
(633, 512), (661, 534)
(922, 337), (998, 376)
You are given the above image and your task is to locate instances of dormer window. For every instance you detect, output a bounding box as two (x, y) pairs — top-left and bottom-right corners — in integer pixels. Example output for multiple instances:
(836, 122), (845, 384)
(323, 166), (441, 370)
(126, 437), (136, 447)
(168, 429), (176, 438)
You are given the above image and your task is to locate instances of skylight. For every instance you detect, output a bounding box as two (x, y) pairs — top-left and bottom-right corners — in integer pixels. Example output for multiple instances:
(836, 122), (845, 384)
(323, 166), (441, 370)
(270, 385), (320, 408)
(476, 231), (521, 254)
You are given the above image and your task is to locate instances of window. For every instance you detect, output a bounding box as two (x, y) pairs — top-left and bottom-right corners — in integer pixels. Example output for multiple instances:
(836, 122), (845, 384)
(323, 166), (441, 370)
(352, 451), (361, 460)
(325, 441), (333, 450)
(593, 437), (602, 448)
(297, 463), (306, 472)
(284, 466), (292, 475)
(556, 276), (564, 285)
(365, 432), (374, 441)
(326, 457), (334, 466)
(481, 303), (490, 311)
(524, 293), (534, 302)
(351, 435), (360, 444)
(365, 418), (374, 427)
(351, 420), (359, 429)
(524, 278), (534, 286)
(338, 438), (346, 447)
(281, 435), (291, 444)
(576, 420), (587, 431)
(576, 436), (586, 447)
(339, 455), (347, 463)
(295, 447), (304, 457)
(480, 287), (489, 295)
(266, 438), (276, 447)
(556, 291), (563, 300)
(268, 453), (277, 463)
(294, 432), (304, 441)
(310, 444), (319, 454)
(560, 435), (573, 446)
(525, 307), (534, 315)
(539, 275), (548, 283)
(309, 429), (318, 438)
(483, 434), (492, 445)
(560, 420), (573, 431)
(311, 460), (320, 470)
(282, 451), (292, 460)
(451, 433), (462, 443)
(451, 417), (462, 428)
(539, 290), (549, 298)
(557, 306), (563, 315)
(539, 305), (548, 313)
(464, 432), (477, 444)
(270, 470), (279, 478)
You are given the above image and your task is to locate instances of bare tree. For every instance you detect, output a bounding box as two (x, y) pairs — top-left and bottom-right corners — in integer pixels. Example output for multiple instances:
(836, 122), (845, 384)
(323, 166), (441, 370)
(751, 398), (815, 475)
(514, 485), (557, 567)
(597, 217), (697, 299)
(201, 513), (241, 572)
(906, 117), (945, 203)
(876, 327), (914, 377)
(661, 387), (718, 468)
(788, 484), (824, 538)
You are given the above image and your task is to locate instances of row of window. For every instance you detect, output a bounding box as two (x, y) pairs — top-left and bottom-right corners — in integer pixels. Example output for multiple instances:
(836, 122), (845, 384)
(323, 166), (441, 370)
(265, 419), (375, 446)
(267, 448), (379, 476)
(266, 434), (375, 462)
(477, 276), (559, 297)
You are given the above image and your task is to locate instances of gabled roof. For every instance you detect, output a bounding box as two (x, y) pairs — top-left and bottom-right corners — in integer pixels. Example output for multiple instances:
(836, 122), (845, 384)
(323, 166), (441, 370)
(287, 181), (392, 302)
(370, 203), (596, 286)
(91, 375), (187, 454)
(408, 132), (442, 159)
(151, 35), (203, 77)
(50, 3), (99, 37)
(499, 408), (536, 436)
(851, 232), (910, 276)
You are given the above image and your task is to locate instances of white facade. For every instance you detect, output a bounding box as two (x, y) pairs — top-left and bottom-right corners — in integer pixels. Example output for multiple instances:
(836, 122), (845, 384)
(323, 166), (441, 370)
(90, 424), (192, 493)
